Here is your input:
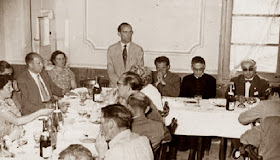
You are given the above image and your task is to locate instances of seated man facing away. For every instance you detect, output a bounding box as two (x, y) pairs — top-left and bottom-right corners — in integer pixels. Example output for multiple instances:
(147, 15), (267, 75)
(59, 144), (94, 160)
(239, 87), (280, 125)
(153, 56), (181, 97)
(95, 104), (153, 160)
(240, 116), (280, 160)
(127, 92), (168, 152)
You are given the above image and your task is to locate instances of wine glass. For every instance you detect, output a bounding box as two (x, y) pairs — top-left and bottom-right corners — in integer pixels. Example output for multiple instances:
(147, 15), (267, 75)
(78, 92), (87, 106)
(194, 95), (202, 107)
(77, 109), (87, 122)
(33, 131), (41, 148)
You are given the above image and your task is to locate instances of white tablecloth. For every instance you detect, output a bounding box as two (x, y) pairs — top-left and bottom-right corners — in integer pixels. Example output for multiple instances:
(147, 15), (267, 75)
(163, 97), (251, 138)
(11, 97), (103, 160)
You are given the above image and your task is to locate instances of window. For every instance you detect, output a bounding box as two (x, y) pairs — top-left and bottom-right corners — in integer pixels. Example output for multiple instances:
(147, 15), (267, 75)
(219, 0), (280, 83)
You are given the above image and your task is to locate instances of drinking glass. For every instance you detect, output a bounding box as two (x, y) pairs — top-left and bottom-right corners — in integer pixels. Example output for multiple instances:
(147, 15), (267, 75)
(77, 109), (87, 122)
(33, 131), (41, 148)
(78, 92), (87, 106)
(194, 95), (202, 107)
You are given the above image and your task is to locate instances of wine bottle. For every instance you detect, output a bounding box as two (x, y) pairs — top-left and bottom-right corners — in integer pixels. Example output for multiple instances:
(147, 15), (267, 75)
(226, 82), (235, 111)
(40, 131), (52, 158)
(52, 101), (63, 131)
(93, 76), (102, 102)
(47, 117), (57, 150)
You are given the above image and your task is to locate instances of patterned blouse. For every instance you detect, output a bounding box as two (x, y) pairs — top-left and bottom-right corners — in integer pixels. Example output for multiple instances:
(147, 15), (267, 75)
(48, 67), (76, 90)
(0, 98), (21, 138)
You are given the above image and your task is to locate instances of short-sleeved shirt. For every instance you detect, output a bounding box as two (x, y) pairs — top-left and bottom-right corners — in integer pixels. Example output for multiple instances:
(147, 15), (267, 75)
(0, 99), (21, 138)
(48, 67), (75, 90)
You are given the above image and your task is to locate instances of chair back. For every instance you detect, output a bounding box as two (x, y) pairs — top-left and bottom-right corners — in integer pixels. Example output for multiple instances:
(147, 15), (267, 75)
(247, 145), (263, 160)
(155, 118), (178, 160)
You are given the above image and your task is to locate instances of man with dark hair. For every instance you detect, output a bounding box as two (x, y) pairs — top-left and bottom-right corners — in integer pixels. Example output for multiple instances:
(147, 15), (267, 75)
(95, 104), (153, 160)
(107, 22), (144, 87)
(128, 92), (168, 152)
(17, 52), (64, 115)
(59, 144), (94, 160)
(178, 56), (216, 160)
(153, 56), (181, 97)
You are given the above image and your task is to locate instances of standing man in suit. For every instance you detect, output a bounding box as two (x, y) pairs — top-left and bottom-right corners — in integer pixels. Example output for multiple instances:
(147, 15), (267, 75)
(107, 22), (144, 87)
(153, 56), (180, 97)
(18, 52), (64, 115)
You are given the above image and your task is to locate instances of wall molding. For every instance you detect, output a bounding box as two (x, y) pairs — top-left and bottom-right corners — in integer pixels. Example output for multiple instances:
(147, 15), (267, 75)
(83, 0), (206, 55)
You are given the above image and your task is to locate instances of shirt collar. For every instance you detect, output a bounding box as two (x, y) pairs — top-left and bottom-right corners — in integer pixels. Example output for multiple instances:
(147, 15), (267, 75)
(245, 77), (254, 81)
(194, 73), (204, 79)
(28, 69), (40, 79)
(121, 42), (130, 49)
(109, 129), (131, 149)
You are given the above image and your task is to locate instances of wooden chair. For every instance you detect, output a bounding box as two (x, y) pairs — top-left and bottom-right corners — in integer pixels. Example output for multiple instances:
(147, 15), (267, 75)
(242, 145), (262, 160)
(155, 118), (178, 160)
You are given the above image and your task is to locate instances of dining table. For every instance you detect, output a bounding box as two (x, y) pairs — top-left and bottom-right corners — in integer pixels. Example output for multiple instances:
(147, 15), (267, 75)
(5, 88), (110, 159)
(163, 96), (256, 160)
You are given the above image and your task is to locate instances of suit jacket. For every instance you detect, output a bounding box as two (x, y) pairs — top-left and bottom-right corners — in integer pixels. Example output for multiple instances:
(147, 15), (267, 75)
(107, 41), (144, 87)
(17, 69), (63, 115)
(180, 73), (216, 99)
(226, 74), (269, 99)
(152, 71), (181, 97)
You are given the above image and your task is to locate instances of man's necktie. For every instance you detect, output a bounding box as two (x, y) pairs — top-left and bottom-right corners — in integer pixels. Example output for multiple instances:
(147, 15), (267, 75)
(123, 45), (127, 66)
(37, 75), (50, 102)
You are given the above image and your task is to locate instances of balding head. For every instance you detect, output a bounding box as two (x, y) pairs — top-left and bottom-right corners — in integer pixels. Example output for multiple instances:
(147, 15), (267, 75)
(241, 59), (257, 79)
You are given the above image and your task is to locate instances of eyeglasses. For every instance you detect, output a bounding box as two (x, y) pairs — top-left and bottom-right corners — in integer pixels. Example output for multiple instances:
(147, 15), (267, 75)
(242, 68), (254, 72)
(193, 68), (205, 72)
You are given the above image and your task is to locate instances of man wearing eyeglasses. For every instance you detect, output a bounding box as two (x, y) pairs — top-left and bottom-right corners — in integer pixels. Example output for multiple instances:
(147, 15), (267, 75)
(228, 59), (269, 101)
(224, 59), (269, 159)
(174, 56), (216, 160)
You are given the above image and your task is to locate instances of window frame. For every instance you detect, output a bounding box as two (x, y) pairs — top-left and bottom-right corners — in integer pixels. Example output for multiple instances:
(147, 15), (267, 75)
(218, 0), (280, 84)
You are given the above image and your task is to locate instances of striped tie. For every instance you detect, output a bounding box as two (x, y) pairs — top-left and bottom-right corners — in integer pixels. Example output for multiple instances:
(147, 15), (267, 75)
(37, 75), (50, 102)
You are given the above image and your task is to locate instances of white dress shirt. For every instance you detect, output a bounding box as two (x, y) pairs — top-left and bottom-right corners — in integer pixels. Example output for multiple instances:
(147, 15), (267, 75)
(245, 77), (254, 98)
(28, 70), (50, 101)
(105, 129), (153, 160)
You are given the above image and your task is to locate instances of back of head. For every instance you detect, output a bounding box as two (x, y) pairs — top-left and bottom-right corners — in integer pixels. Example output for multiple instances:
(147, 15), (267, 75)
(129, 65), (152, 86)
(102, 104), (132, 129)
(128, 92), (150, 113)
(0, 75), (13, 90)
(58, 144), (94, 160)
(0, 61), (12, 74)
(25, 52), (40, 65)
(120, 71), (143, 90)
(191, 56), (205, 65)
(154, 56), (170, 66)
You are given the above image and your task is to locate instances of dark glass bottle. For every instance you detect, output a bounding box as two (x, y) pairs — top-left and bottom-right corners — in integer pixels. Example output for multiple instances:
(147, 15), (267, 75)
(93, 76), (102, 102)
(226, 82), (235, 111)
(47, 117), (57, 150)
(52, 101), (63, 131)
(40, 131), (52, 158)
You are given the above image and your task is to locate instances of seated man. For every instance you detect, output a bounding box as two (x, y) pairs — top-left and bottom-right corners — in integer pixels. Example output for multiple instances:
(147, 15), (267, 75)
(95, 104), (153, 160)
(226, 59), (269, 158)
(226, 59), (269, 101)
(179, 56), (216, 160)
(239, 87), (280, 125)
(58, 144), (94, 160)
(240, 116), (280, 160)
(153, 56), (180, 97)
(127, 92), (168, 152)
(17, 52), (64, 115)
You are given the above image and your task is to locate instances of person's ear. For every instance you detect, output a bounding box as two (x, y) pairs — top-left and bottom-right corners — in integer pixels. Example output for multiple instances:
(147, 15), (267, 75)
(108, 119), (115, 129)
(167, 65), (170, 70)
(118, 32), (121, 37)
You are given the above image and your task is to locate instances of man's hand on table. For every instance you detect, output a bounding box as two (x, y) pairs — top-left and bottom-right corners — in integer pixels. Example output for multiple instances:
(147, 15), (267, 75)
(95, 131), (108, 160)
